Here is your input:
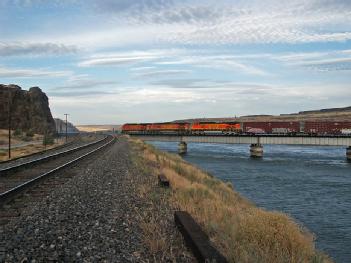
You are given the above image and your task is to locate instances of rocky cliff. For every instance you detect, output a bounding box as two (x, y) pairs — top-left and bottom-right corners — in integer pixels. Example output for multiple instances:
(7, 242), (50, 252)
(0, 84), (56, 134)
(54, 118), (79, 134)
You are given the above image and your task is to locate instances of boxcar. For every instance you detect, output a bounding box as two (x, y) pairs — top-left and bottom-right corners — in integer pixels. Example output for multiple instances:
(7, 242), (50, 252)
(304, 122), (351, 135)
(243, 122), (300, 134)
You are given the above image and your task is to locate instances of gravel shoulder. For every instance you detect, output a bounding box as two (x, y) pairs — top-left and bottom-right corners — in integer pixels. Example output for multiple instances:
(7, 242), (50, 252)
(0, 136), (194, 262)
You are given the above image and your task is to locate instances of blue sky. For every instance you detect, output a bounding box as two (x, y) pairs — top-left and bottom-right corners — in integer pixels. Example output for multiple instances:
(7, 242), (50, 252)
(0, 0), (350, 124)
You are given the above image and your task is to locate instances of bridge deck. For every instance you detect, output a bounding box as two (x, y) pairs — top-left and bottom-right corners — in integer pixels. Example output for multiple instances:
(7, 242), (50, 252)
(132, 135), (351, 146)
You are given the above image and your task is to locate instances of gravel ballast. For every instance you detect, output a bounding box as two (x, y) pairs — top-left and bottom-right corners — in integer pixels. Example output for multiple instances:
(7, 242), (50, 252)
(0, 136), (194, 262)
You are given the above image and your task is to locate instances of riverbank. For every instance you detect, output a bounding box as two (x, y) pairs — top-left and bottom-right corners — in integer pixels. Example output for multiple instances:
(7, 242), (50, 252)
(129, 137), (332, 262)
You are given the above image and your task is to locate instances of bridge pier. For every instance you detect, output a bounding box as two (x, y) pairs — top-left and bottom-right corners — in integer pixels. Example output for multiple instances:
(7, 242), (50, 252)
(250, 144), (263, 158)
(178, 141), (187, 155)
(347, 147), (351, 161)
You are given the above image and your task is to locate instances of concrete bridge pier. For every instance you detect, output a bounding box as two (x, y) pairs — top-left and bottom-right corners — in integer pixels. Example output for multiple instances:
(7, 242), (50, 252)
(250, 143), (263, 158)
(178, 141), (187, 155)
(347, 146), (351, 161)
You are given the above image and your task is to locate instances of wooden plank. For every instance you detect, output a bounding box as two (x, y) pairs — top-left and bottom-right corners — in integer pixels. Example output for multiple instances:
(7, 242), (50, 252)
(174, 211), (227, 263)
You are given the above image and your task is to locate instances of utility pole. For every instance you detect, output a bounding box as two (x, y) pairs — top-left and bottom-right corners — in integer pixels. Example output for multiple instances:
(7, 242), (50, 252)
(64, 113), (69, 143)
(8, 90), (11, 159)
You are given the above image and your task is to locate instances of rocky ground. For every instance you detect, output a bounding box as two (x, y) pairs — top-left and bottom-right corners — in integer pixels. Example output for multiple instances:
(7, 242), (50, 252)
(0, 136), (194, 262)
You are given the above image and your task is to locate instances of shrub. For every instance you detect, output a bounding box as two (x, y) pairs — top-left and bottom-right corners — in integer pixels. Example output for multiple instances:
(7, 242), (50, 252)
(22, 136), (32, 142)
(43, 135), (54, 146)
(13, 129), (22, 137)
(26, 130), (34, 137)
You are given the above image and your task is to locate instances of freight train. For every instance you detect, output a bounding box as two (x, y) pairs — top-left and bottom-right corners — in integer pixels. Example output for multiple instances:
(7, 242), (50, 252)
(122, 121), (351, 136)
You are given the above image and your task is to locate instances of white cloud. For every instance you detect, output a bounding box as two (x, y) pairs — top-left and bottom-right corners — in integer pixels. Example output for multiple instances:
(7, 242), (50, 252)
(274, 49), (351, 71)
(13, 0), (351, 48)
(0, 42), (77, 56)
(78, 50), (182, 67)
(157, 54), (269, 76)
(132, 69), (191, 78)
(0, 65), (71, 78)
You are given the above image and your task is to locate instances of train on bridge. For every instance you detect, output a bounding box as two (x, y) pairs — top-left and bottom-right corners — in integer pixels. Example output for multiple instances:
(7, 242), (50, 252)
(122, 121), (351, 136)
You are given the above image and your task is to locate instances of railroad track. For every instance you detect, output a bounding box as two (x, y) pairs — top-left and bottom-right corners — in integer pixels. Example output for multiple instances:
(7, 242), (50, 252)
(0, 134), (99, 170)
(0, 135), (115, 224)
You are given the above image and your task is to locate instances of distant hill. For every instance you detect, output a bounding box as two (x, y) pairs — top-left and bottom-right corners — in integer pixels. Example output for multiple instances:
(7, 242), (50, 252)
(0, 84), (56, 134)
(174, 106), (351, 123)
(76, 125), (122, 132)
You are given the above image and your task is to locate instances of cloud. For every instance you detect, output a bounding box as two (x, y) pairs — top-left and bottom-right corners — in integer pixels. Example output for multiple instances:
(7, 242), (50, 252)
(80, 48), (269, 76)
(53, 80), (117, 90)
(0, 0), (76, 7)
(93, 0), (175, 13)
(48, 90), (115, 97)
(101, 0), (351, 45)
(157, 55), (269, 76)
(13, 0), (351, 48)
(150, 78), (275, 92)
(0, 42), (78, 56)
(78, 50), (181, 67)
(275, 49), (351, 71)
(132, 69), (191, 78)
(0, 65), (71, 78)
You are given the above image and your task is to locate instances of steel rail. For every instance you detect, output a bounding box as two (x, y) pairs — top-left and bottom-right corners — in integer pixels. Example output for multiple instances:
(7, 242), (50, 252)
(0, 136), (115, 206)
(0, 136), (108, 176)
(0, 139), (76, 166)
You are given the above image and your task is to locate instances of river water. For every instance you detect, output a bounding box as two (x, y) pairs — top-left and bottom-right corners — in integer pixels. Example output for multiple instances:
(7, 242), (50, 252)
(149, 141), (351, 263)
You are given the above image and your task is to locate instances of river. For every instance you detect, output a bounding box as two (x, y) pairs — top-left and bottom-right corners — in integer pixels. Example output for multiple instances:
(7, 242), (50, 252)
(149, 141), (351, 263)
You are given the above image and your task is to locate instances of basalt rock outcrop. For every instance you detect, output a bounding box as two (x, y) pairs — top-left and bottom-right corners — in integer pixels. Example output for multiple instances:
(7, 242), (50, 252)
(54, 118), (79, 134)
(0, 84), (56, 134)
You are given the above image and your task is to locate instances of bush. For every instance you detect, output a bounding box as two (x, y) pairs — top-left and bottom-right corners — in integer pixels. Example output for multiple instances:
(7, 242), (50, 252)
(43, 135), (54, 146)
(22, 136), (32, 142)
(13, 129), (22, 137)
(26, 130), (34, 137)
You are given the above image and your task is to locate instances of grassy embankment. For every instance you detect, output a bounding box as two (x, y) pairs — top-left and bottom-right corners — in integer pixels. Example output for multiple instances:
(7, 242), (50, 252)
(128, 136), (331, 263)
(0, 129), (63, 162)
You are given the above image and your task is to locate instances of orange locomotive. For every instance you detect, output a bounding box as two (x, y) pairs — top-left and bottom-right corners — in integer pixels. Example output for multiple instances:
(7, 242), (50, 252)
(191, 122), (241, 135)
(146, 123), (190, 134)
(121, 123), (147, 133)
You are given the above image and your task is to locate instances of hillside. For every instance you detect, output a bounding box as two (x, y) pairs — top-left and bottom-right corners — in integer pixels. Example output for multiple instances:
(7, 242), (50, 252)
(0, 84), (56, 134)
(174, 106), (351, 123)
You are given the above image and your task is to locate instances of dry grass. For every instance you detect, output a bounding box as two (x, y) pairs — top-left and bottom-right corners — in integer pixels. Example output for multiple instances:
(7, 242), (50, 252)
(127, 143), (194, 262)
(128, 137), (332, 263)
(0, 129), (63, 162)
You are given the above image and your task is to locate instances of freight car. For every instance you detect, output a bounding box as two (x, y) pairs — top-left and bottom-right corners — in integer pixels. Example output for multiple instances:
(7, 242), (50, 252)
(122, 121), (351, 136)
(243, 122), (300, 135)
(304, 122), (351, 135)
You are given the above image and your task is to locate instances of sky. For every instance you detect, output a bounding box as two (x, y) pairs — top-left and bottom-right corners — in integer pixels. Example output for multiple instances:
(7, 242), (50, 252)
(0, 0), (351, 125)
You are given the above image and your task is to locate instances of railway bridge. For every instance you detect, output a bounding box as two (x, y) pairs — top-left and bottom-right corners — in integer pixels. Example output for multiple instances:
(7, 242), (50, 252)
(130, 134), (351, 160)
